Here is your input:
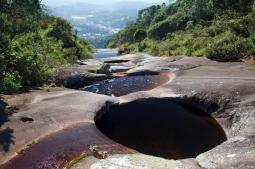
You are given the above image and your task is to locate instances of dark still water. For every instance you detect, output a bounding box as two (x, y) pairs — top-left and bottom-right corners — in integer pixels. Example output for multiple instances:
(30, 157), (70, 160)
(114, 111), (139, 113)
(94, 49), (119, 59)
(2, 123), (132, 169)
(96, 98), (227, 160)
(82, 74), (170, 97)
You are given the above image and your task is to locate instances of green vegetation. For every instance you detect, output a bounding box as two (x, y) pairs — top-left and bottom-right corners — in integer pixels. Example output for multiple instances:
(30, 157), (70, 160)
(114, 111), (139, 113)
(134, 29), (147, 42)
(108, 0), (255, 62)
(0, 0), (92, 91)
(64, 152), (87, 169)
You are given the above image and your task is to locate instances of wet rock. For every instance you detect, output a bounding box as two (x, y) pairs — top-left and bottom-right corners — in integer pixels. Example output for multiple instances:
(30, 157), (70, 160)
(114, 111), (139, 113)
(103, 59), (130, 64)
(125, 56), (199, 76)
(55, 69), (108, 89)
(82, 74), (170, 97)
(76, 60), (87, 65)
(109, 65), (133, 73)
(0, 89), (116, 165)
(97, 64), (111, 75)
(1, 54), (255, 169)
(0, 99), (6, 113)
(127, 69), (161, 76)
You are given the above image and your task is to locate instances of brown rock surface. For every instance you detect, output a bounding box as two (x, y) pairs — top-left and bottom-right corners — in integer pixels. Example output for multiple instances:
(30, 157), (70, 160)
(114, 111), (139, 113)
(0, 54), (255, 169)
(0, 88), (117, 166)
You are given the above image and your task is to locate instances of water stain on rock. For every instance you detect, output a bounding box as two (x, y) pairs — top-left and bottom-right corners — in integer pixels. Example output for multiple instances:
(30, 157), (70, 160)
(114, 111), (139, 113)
(1, 123), (132, 169)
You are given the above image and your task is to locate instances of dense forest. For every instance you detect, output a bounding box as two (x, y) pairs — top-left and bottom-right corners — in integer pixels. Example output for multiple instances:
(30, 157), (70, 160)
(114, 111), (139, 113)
(108, 0), (255, 62)
(0, 0), (92, 91)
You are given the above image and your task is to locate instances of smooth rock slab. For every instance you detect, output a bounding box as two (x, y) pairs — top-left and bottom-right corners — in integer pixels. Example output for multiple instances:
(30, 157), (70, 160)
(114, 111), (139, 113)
(89, 154), (200, 169)
(1, 54), (255, 169)
(55, 69), (108, 89)
(0, 88), (117, 165)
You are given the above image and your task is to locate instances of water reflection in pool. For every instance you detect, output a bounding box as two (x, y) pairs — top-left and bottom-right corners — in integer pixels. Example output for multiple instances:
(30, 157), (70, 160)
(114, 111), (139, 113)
(94, 49), (119, 59)
(82, 74), (170, 97)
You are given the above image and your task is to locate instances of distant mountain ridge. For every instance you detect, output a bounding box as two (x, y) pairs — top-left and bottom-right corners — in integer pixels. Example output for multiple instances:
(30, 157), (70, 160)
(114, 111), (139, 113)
(45, 1), (163, 48)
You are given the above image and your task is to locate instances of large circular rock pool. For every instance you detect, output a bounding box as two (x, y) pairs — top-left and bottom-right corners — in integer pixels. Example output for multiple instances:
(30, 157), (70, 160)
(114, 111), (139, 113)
(95, 98), (227, 159)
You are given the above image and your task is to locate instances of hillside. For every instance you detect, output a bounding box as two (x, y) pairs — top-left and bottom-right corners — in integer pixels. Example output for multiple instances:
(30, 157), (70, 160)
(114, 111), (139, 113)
(0, 0), (92, 91)
(45, 1), (163, 48)
(108, 0), (255, 62)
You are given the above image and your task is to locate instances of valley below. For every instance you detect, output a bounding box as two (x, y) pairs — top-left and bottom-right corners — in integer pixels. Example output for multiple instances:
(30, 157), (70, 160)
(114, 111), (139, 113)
(46, 1), (158, 48)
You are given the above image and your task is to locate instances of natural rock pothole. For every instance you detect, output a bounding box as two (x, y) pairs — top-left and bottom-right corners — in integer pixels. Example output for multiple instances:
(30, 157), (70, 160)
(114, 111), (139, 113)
(82, 74), (170, 97)
(19, 117), (34, 123)
(95, 98), (227, 159)
(82, 73), (170, 97)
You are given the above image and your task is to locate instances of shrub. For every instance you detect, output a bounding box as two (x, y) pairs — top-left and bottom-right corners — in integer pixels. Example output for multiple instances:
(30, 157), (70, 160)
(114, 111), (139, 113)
(149, 45), (160, 56)
(0, 72), (21, 91)
(186, 21), (195, 30)
(76, 39), (93, 60)
(47, 17), (75, 48)
(5, 32), (68, 86)
(152, 12), (167, 25)
(117, 23), (138, 44)
(133, 29), (147, 42)
(0, 0), (92, 91)
(253, 1), (255, 14)
(206, 32), (250, 61)
(247, 33), (255, 58)
(108, 0), (255, 62)
(165, 2), (178, 15)
(148, 12), (188, 40)
(118, 44), (135, 55)
(0, 54), (5, 85)
(138, 40), (148, 52)
(206, 20), (227, 37)
(228, 14), (255, 37)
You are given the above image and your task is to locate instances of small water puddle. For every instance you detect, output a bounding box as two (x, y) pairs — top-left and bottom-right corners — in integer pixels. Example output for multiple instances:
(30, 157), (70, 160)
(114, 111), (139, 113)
(95, 98), (227, 159)
(94, 49), (119, 59)
(82, 74), (170, 97)
(2, 123), (132, 169)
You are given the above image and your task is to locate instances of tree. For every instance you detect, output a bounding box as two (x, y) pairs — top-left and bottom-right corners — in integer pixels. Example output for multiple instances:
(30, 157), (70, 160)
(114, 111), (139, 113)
(118, 23), (138, 44)
(107, 0), (255, 62)
(0, 0), (92, 91)
(209, 0), (253, 14)
(189, 0), (213, 21)
(47, 17), (75, 48)
(148, 12), (188, 40)
(134, 29), (147, 42)
(253, 1), (255, 13)
(152, 11), (167, 25)
(137, 5), (162, 27)
(0, 0), (11, 12)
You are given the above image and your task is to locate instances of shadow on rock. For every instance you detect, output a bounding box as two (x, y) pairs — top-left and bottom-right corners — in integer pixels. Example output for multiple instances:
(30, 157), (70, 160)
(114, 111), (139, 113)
(0, 128), (14, 152)
(0, 97), (15, 152)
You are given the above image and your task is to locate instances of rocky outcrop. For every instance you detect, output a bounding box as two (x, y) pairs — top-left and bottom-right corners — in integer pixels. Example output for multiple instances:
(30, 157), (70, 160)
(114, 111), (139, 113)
(0, 54), (255, 169)
(89, 154), (201, 169)
(97, 63), (111, 75)
(55, 67), (108, 88)
(86, 54), (255, 169)
(0, 88), (117, 166)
